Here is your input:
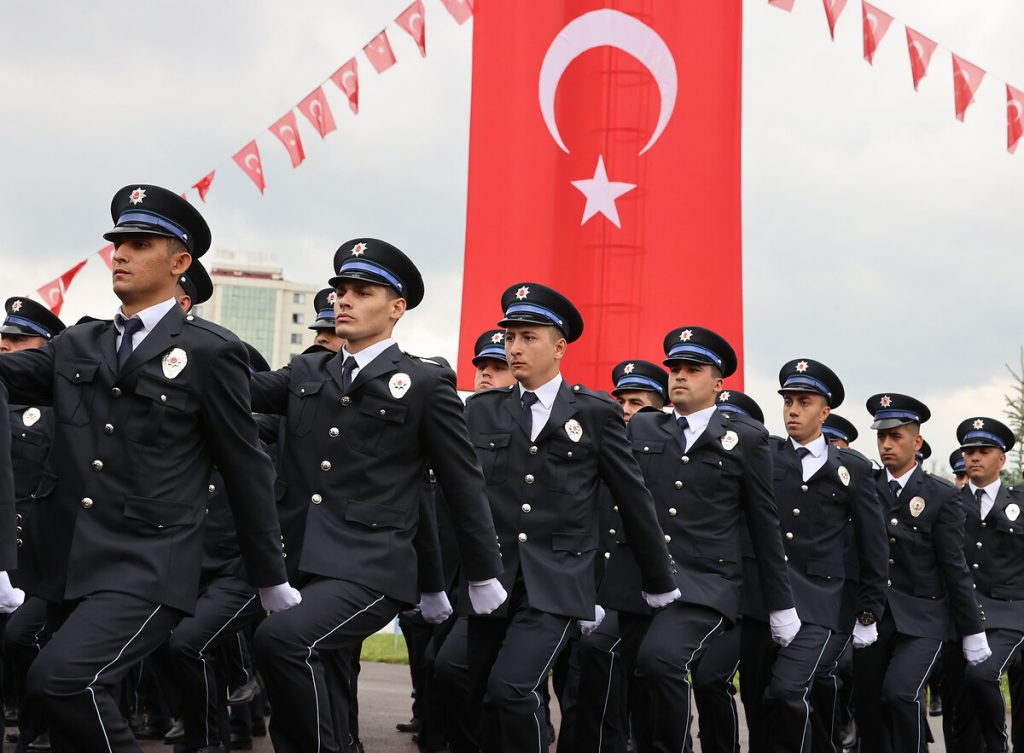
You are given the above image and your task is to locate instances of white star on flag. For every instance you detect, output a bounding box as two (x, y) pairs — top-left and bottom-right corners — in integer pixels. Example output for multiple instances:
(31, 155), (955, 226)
(570, 156), (635, 229)
(351, 242), (367, 256)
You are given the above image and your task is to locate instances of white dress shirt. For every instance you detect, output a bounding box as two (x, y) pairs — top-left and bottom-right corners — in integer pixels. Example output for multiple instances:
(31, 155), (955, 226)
(968, 478), (1002, 520)
(340, 337), (397, 381)
(791, 434), (828, 482)
(114, 297), (177, 351)
(885, 464), (917, 499)
(673, 405), (717, 450)
(519, 373), (563, 442)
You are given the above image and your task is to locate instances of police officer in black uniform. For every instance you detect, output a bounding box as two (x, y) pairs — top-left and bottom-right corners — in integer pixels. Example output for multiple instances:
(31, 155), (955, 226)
(945, 417), (1023, 753)
(949, 450), (968, 488)
(821, 413), (858, 449)
(631, 329), (797, 753)
(0, 184), (295, 752)
(308, 288), (345, 352)
(763, 360), (888, 753)
(461, 283), (676, 753)
(853, 393), (989, 753)
(249, 238), (505, 753)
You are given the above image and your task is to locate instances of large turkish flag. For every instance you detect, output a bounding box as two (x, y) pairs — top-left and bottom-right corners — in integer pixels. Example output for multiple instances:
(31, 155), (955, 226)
(457, 1), (743, 392)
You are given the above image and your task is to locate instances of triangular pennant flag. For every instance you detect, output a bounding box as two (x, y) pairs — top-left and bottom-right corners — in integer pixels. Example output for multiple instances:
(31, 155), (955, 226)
(330, 58), (359, 114)
(768, 0), (796, 10)
(98, 244), (115, 271)
(363, 30), (397, 73)
(396, 1), (427, 57)
(37, 277), (63, 315)
(905, 27), (938, 91)
(270, 111), (306, 168)
(439, 0), (473, 25)
(298, 87), (337, 139)
(952, 54), (986, 122)
(822, 0), (848, 40)
(233, 141), (266, 194)
(862, 2), (893, 64)
(193, 171), (215, 202)
(1008, 84), (1024, 154)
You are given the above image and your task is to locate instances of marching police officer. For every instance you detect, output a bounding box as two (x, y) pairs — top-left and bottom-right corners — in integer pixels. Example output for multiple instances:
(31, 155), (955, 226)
(175, 259), (213, 314)
(853, 393), (989, 753)
(461, 283), (676, 753)
(631, 329), (796, 753)
(0, 184), (295, 752)
(950, 450), (968, 489)
(308, 288), (345, 352)
(821, 413), (858, 449)
(945, 417), (1023, 753)
(249, 238), (505, 753)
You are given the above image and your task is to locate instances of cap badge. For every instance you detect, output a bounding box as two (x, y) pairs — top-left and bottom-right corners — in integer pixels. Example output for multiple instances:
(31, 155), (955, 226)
(973, 418), (985, 430)
(327, 291), (337, 304)
(880, 395), (892, 408)
(389, 372), (411, 399)
(128, 187), (147, 205)
(490, 332), (504, 344)
(565, 418), (583, 443)
(10, 300), (22, 313)
(350, 242), (367, 256)
(161, 347), (188, 379)
(795, 360), (809, 373)
(838, 466), (850, 486)
(719, 391), (731, 402)
(721, 430), (739, 451)
(909, 496), (926, 517)
(678, 329), (693, 342)
(1007, 503), (1021, 522)
(623, 362), (635, 374)
(22, 407), (41, 427)
(515, 286), (530, 300)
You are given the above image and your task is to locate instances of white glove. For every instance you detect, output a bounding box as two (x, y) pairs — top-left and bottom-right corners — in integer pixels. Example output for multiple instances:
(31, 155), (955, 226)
(642, 588), (682, 609)
(851, 621), (878, 649)
(579, 605), (606, 637)
(770, 608), (801, 647)
(963, 632), (992, 666)
(468, 578), (508, 615)
(419, 592), (453, 624)
(0, 572), (24, 614)
(259, 583), (302, 613)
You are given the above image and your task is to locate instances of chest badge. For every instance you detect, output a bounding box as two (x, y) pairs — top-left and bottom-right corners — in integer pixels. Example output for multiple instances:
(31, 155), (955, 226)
(909, 496), (926, 517)
(22, 407), (41, 427)
(721, 430), (739, 451)
(565, 419), (583, 443)
(389, 372), (411, 399)
(1007, 503), (1020, 522)
(162, 348), (188, 379)
(838, 466), (850, 487)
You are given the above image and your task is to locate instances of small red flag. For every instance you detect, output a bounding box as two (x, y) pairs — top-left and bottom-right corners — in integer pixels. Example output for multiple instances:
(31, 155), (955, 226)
(37, 278), (63, 315)
(822, 0), (847, 40)
(768, 0), (795, 10)
(270, 111), (306, 168)
(862, 2), (893, 64)
(905, 27), (938, 91)
(97, 244), (115, 271)
(396, 1), (427, 57)
(233, 141), (266, 194)
(440, 0), (473, 25)
(330, 58), (359, 114)
(298, 87), (336, 139)
(952, 54), (985, 122)
(1008, 84), (1024, 154)
(363, 30), (397, 74)
(192, 171), (215, 202)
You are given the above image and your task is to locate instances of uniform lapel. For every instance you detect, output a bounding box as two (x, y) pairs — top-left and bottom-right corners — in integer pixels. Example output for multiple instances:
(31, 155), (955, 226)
(658, 409), (683, 447)
(97, 321), (118, 377)
(685, 409), (727, 455)
(988, 483), (1013, 520)
(778, 436), (803, 475)
(325, 351), (347, 392)
(120, 306), (184, 378)
(534, 380), (577, 444)
(806, 442), (842, 484)
(348, 344), (402, 393)
(503, 387), (532, 439)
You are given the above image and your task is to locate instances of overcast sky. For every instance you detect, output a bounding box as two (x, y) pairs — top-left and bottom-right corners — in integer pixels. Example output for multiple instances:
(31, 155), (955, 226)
(2, 0), (1021, 470)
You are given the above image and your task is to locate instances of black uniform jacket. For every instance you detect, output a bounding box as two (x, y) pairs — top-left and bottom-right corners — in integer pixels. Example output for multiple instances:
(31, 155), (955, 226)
(7, 403), (53, 582)
(774, 438), (888, 632)
(625, 409), (794, 624)
(0, 308), (287, 612)
(961, 483), (1023, 633)
(463, 381), (674, 621)
(250, 345), (502, 606)
(0, 386), (17, 571)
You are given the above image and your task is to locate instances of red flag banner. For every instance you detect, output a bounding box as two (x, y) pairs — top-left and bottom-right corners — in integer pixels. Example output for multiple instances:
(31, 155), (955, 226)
(37, 277), (63, 315)
(233, 140), (266, 194)
(330, 58), (360, 114)
(905, 27), (937, 91)
(952, 54), (985, 122)
(1008, 84), (1024, 154)
(862, 2), (893, 64)
(97, 244), (115, 271)
(364, 30), (397, 73)
(270, 111), (306, 167)
(768, 0), (795, 11)
(60, 259), (88, 294)
(440, 0), (473, 25)
(298, 87), (337, 139)
(396, 1), (427, 57)
(193, 171), (215, 202)
(822, 0), (847, 40)
(458, 2), (743, 390)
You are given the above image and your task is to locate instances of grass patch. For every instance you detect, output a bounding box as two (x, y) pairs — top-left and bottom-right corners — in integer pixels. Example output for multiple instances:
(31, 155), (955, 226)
(360, 632), (410, 665)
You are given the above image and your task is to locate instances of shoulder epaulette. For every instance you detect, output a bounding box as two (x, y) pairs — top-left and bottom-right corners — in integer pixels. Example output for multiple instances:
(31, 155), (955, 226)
(723, 411), (768, 434)
(570, 384), (615, 404)
(184, 314), (236, 342)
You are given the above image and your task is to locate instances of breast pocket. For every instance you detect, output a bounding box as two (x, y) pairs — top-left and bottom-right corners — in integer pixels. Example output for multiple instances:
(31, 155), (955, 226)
(543, 440), (592, 496)
(54, 360), (99, 426)
(472, 432), (511, 485)
(353, 397), (408, 456)
(632, 439), (666, 475)
(132, 372), (191, 447)
(286, 381), (324, 437)
(701, 453), (741, 497)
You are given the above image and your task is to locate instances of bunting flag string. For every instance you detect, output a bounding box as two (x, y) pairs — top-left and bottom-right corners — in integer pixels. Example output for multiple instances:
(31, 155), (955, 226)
(26, 0), (473, 314)
(769, 0), (1024, 153)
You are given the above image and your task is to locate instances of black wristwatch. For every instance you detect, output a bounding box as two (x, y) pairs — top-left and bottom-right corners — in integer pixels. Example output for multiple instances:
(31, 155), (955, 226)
(856, 611), (877, 626)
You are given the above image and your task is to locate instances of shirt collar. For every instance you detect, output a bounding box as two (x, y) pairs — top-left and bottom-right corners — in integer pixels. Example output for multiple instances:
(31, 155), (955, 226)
(342, 337), (396, 370)
(520, 372), (562, 409)
(674, 404), (717, 432)
(886, 463), (917, 488)
(969, 478), (1002, 500)
(791, 433), (827, 459)
(114, 298), (176, 334)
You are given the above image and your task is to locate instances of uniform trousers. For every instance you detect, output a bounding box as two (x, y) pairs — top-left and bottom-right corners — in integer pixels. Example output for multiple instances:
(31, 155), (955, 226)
(466, 588), (574, 753)
(399, 611), (434, 725)
(633, 602), (726, 753)
(166, 574), (261, 751)
(852, 611), (942, 753)
(418, 610), (460, 752)
(689, 621), (741, 753)
(18, 591), (184, 753)
(808, 631), (852, 753)
(434, 614), (475, 753)
(1009, 652), (1024, 752)
(252, 577), (401, 753)
(763, 623), (834, 753)
(4, 596), (49, 709)
(739, 617), (775, 753)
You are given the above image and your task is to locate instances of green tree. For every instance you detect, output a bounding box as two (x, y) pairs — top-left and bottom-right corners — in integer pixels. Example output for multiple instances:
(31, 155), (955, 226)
(1004, 348), (1024, 486)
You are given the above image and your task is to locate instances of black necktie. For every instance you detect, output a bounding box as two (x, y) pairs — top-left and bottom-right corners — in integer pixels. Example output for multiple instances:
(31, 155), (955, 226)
(521, 391), (538, 437)
(975, 488), (985, 509)
(795, 446), (811, 460)
(116, 317), (144, 371)
(889, 480), (902, 502)
(339, 356), (357, 394)
(677, 416), (689, 453)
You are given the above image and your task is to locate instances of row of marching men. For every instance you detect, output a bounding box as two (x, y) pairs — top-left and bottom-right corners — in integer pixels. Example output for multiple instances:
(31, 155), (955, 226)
(0, 183), (1020, 753)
